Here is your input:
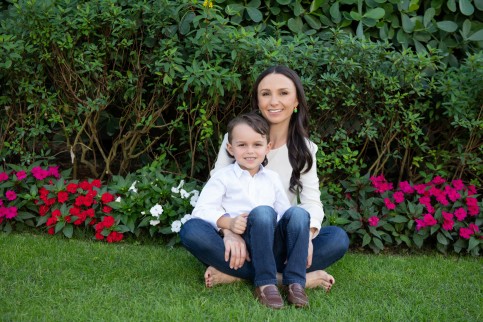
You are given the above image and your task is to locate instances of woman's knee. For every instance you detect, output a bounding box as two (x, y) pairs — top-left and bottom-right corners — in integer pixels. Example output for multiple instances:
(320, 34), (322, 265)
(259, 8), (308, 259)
(179, 218), (212, 248)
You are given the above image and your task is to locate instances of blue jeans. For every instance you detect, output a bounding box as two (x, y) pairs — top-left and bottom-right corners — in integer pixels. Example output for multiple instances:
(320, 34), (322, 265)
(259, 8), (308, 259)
(180, 206), (349, 287)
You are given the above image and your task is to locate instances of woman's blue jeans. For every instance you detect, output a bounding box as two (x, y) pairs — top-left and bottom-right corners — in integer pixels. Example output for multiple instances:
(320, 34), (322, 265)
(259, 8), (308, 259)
(180, 206), (350, 287)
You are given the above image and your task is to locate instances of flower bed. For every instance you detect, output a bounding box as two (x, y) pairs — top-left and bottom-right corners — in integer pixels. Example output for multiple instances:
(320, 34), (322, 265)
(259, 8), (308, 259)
(1, 163), (481, 254)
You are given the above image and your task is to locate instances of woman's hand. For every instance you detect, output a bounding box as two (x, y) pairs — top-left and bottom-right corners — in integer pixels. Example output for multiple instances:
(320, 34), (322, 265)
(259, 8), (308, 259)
(306, 228), (317, 268)
(223, 229), (251, 269)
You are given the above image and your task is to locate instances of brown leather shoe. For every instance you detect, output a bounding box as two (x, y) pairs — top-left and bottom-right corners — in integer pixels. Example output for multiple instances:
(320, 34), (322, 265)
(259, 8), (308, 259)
(254, 285), (284, 309)
(286, 283), (309, 308)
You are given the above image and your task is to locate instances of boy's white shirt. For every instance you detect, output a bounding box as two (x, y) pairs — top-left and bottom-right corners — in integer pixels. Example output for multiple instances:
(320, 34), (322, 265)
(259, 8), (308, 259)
(192, 162), (291, 230)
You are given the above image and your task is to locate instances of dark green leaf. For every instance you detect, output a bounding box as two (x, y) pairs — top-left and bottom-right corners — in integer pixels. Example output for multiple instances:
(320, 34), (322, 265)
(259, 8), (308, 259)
(459, 0), (474, 15)
(179, 12), (195, 36)
(423, 8), (435, 27)
(362, 233), (371, 246)
(468, 29), (483, 41)
(436, 232), (448, 245)
(246, 7), (263, 22)
(364, 8), (385, 20)
(63, 224), (73, 238)
(372, 237), (384, 250)
(436, 21), (458, 32)
(304, 14), (321, 29)
(287, 17), (303, 33)
(468, 237), (480, 252)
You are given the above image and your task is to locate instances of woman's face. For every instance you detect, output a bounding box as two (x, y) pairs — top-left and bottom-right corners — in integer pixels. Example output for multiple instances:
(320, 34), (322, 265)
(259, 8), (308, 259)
(257, 73), (298, 127)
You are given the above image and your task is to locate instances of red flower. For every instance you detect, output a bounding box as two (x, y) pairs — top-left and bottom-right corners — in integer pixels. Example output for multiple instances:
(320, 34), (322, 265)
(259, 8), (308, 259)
(84, 208), (95, 218)
(66, 183), (78, 194)
(102, 216), (115, 228)
(368, 216), (379, 227)
(101, 192), (115, 204)
(451, 179), (465, 190)
(442, 212), (454, 231)
(57, 191), (69, 203)
(39, 205), (50, 216)
(102, 206), (112, 214)
(106, 231), (123, 243)
(95, 231), (104, 240)
(79, 181), (92, 191)
(48, 227), (55, 235)
(431, 176), (446, 185)
(91, 179), (102, 188)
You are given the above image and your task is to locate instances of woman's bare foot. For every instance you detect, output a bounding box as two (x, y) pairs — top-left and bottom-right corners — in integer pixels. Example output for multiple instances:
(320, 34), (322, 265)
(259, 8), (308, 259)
(306, 270), (335, 291)
(204, 266), (242, 288)
(277, 270), (334, 292)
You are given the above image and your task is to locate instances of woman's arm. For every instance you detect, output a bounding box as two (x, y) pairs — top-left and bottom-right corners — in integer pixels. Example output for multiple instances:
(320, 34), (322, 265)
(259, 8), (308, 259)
(299, 141), (325, 238)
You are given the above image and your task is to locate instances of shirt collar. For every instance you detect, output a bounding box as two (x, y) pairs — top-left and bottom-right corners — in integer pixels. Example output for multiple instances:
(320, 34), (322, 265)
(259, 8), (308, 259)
(233, 162), (265, 178)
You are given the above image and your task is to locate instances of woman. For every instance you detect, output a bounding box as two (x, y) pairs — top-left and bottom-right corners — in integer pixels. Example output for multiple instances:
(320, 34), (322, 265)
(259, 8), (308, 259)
(180, 65), (349, 294)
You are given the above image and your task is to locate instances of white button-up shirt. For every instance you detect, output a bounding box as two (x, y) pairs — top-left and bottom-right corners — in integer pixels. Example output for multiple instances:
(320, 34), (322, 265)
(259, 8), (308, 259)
(192, 162), (291, 230)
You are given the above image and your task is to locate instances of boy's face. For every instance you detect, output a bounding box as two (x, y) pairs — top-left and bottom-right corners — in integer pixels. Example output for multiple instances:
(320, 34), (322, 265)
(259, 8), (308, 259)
(227, 123), (271, 176)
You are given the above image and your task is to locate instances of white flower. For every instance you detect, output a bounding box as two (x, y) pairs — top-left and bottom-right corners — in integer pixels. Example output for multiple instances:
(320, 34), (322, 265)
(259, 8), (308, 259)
(171, 220), (182, 233)
(150, 220), (160, 226)
(141, 211), (145, 215)
(150, 204), (164, 218)
(115, 196), (121, 202)
(180, 214), (193, 224)
(128, 181), (138, 193)
(180, 189), (191, 199)
(190, 190), (199, 207)
(171, 180), (185, 194)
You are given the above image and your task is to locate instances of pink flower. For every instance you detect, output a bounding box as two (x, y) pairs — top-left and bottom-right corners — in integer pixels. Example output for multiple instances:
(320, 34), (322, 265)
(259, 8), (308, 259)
(414, 184), (428, 195)
(459, 227), (473, 239)
(442, 212), (454, 231)
(415, 218), (426, 231)
(454, 208), (467, 221)
(435, 193), (449, 206)
(0, 172), (8, 181)
(393, 191), (405, 203)
(423, 214), (437, 227)
(444, 186), (461, 202)
(431, 176), (446, 185)
(399, 181), (414, 194)
(466, 198), (480, 216)
(451, 179), (465, 190)
(5, 190), (17, 201)
(47, 166), (60, 179)
(5, 206), (18, 219)
(370, 175), (393, 194)
(384, 198), (396, 210)
(469, 223), (480, 234)
(15, 170), (27, 181)
(31, 166), (48, 180)
(368, 216), (379, 227)
(467, 185), (477, 196)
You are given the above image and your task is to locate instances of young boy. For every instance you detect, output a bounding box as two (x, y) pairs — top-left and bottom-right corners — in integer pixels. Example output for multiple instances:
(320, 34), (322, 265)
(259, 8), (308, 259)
(191, 112), (294, 309)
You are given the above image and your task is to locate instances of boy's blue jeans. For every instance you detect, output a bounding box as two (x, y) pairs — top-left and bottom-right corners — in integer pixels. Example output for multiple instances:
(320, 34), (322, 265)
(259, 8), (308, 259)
(180, 206), (349, 287)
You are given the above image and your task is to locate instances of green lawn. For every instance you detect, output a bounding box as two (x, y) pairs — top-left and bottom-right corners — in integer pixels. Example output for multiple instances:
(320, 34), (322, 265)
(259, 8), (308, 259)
(1, 233), (481, 321)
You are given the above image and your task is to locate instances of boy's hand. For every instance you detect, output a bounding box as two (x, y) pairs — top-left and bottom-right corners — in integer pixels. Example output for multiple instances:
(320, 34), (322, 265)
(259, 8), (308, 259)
(229, 213), (248, 234)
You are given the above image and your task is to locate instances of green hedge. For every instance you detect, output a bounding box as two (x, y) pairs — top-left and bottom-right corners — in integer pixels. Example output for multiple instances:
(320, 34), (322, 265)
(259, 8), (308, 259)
(0, 0), (482, 190)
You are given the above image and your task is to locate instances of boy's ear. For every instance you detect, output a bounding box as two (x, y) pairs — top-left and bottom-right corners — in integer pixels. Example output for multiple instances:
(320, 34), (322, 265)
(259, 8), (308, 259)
(226, 143), (234, 157)
(267, 141), (272, 151)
